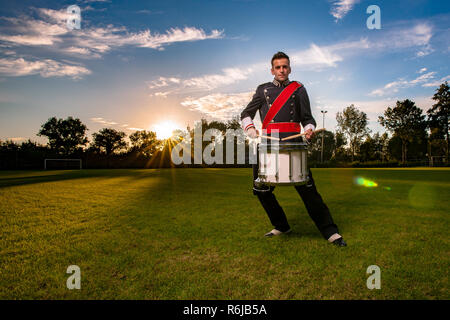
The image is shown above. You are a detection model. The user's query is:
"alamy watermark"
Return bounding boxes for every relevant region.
[66,265,81,289]
[366,265,381,289]
[67,5,81,30]
[170,122,282,165]
[366,5,381,30]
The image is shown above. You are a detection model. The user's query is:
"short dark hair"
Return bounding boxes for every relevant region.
[271,52,290,66]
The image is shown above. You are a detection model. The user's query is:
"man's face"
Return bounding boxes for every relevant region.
[271,58,291,82]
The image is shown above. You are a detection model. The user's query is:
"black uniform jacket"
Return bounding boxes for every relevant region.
[240,79,316,141]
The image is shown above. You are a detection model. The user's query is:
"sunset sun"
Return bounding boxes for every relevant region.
[152,120,181,140]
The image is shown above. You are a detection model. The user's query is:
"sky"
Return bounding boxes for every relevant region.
[0,0,449,144]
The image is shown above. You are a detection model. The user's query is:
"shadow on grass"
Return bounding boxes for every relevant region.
[282,199,354,241]
[0,169,162,189]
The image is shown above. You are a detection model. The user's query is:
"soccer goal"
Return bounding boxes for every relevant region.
[44,159,82,170]
[430,156,447,167]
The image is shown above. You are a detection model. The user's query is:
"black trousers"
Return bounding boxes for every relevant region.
[252,164,339,239]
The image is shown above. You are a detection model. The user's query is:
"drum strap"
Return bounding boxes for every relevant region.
[262,81,302,130]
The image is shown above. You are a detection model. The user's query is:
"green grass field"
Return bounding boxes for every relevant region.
[0,168,449,299]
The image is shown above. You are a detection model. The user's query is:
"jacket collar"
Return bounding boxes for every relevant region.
[273,78,290,87]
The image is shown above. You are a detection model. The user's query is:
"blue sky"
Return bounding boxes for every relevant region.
[0,0,449,143]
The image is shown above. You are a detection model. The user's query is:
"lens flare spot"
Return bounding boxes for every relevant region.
[408,183,436,209]
[354,176,378,188]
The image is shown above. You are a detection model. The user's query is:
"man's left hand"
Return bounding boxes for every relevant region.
[305,128,314,140]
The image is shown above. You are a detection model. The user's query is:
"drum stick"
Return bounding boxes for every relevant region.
[281,128,326,141]
[257,134,280,141]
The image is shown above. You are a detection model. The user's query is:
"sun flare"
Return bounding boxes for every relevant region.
[152,120,180,140]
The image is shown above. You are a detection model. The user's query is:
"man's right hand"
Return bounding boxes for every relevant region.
[246,127,259,139]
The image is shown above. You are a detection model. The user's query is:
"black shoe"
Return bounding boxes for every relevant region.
[332,237,347,247]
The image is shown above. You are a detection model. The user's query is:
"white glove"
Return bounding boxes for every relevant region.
[246,127,259,139]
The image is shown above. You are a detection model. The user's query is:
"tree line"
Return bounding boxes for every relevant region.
[322,81,448,166]
[0,82,448,169]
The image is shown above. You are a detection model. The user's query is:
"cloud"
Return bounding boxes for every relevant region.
[136,10,163,15]
[416,45,434,57]
[0,7,224,79]
[330,0,360,21]
[0,15,67,46]
[290,39,369,71]
[90,117,118,125]
[147,67,254,96]
[152,91,172,98]
[369,72,437,97]
[147,77,182,89]
[418,67,427,74]
[421,75,450,88]
[61,46,102,58]
[0,34,59,46]
[146,38,372,97]
[102,26,224,50]
[37,7,74,23]
[291,43,343,69]
[0,57,91,79]
[180,92,254,120]
[0,7,224,62]
[90,117,145,131]
[182,67,253,90]
[410,72,437,84]
[294,23,434,62]
[146,22,435,97]
[2,50,16,55]
[328,75,345,82]
[371,22,434,57]
[147,39,369,96]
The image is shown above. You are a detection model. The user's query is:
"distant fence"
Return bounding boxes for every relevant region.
[1,149,448,170]
[310,159,449,168]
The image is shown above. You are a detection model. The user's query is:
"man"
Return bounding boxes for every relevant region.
[240,51,346,247]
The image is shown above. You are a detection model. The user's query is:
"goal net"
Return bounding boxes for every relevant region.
[430,156,447,167]
[44,159,82,170]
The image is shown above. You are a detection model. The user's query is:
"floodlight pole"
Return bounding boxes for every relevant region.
[321,110,327,163]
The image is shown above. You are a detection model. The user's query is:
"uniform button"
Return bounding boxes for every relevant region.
[264,89,267,92]
[290,119,293,122]
[290,103,294,106]
[290,110,294,114]
[292,95,295,98]
[271,120,274,123]
[269,104,272,107]
[267,96,270,99]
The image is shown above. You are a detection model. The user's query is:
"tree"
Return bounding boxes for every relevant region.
[226,116,242,130]
[427,81,450,163]
[207,120,227,133]
[336,104,370,161]
[379,132,389,161]
[129,130,159,157]
[360,132,387,162]
[378,99,427,164]
[309,130,335,162]
[333,131,348,161]
[360,135,377,162]
[37,116,88,155]
[92,128,127,155]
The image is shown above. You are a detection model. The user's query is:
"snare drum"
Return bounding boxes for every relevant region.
[255,142,308,186]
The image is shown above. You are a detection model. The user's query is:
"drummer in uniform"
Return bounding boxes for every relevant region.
[240,51,347,247]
